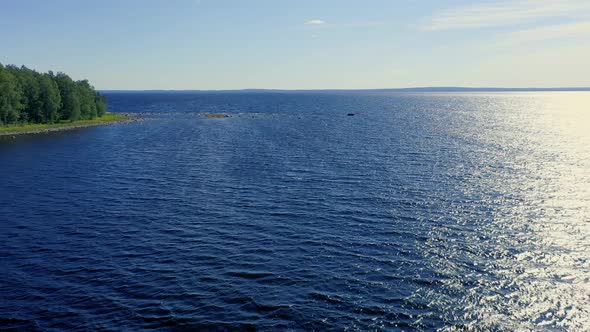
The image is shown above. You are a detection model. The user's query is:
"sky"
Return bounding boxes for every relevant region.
[1,0,590,90]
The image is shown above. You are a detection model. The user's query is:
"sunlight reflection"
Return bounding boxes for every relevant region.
[422,92,590,331]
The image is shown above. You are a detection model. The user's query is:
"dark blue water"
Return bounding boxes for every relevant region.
[1,92,589,331]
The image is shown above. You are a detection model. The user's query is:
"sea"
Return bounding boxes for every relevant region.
[1,92,589,331]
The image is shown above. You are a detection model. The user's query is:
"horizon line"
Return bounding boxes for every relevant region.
[99,86,590,93]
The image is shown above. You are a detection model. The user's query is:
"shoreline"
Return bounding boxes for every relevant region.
[0,113,134,137]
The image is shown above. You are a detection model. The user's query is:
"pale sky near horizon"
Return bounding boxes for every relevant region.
[1,0,590,90]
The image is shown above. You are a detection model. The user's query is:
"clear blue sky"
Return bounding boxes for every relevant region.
[1,0,589,90]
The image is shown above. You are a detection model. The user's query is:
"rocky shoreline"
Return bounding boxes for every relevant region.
[0,116,137,138]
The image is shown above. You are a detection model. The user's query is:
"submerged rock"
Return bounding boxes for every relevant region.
[200,113,231,118]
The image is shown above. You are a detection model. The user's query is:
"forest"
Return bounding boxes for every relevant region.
[0,63,106,125]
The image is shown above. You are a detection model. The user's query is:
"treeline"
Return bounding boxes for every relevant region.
[0,63,106,125]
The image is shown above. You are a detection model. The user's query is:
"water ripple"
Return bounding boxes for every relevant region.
[1,92,589,330]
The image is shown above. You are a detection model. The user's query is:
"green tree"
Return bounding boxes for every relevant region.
[54,72,81,121]
[9,66,43,123]
[95,92,107,117]
[39,74,62,123]
[1,64,107,126]
[77,80,98,120]
[0,63,24,124]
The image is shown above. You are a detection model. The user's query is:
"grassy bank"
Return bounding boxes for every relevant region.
[0,113,129,135]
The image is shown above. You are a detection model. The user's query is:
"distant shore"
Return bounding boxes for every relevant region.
[100,87,590,94]
[0,113,133,137]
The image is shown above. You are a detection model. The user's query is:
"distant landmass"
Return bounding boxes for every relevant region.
[101,87,590,94]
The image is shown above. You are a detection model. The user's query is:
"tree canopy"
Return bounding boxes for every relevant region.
[0,64,106,125]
